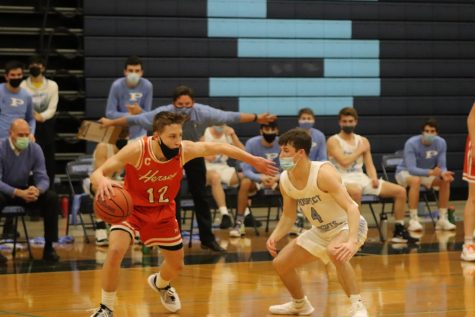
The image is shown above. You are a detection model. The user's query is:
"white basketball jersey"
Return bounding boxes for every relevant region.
[203,127,232,163]
[329,134,364,174]
[280,162,349,233]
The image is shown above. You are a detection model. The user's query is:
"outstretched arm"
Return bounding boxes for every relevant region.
[183,140,279,176]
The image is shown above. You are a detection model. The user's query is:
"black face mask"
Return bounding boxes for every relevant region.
[29,66,41,77]
[159,137,180,160]
[262,133,277,144]
[342,126,355,134]
[9,78,22,88]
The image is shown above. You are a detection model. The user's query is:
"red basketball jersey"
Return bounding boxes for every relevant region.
[124,136,184,207]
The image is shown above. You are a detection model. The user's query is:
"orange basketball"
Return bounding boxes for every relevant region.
[94,186,133,224]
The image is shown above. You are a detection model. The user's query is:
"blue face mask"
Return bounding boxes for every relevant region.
[279,156,296,171]
[175,107,193,116]
[422,133,435,144]
[298,120,314,130]
[126,72,140,86]
[214,126,224,133]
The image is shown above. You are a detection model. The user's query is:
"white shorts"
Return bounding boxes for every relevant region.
[341,172,383,196]
[296,216,368,265]
[205,162,237,186]
[396,170,435,188]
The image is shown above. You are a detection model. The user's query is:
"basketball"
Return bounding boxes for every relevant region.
[94,186,133,224]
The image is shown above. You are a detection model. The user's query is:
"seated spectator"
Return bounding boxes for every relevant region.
[395,118,455,232]
[21,55,59,189]
[327,107,414,243]
[0,119,59,262]
[0,60,35,139]
[201,125,244,229]
[230,122,280,237]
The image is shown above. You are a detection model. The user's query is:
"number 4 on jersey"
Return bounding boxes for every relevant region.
[310,207,323,223]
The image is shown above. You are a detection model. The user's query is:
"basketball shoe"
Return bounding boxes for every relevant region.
[392,223,419,243]
[351,301,368,317]
[269,296,314,315]
[461,243,475,262]
[229,220,245,237]
[90,304,113,317]
[147,274,181,312]
[435,218,456,231]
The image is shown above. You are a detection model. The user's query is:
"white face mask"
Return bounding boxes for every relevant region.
[126,72,141,85]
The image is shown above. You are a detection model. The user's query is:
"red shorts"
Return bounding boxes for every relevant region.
[111,203,182,249]
[463,135,475,183]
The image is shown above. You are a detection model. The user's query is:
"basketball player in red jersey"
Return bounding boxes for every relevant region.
[89,112,278,316]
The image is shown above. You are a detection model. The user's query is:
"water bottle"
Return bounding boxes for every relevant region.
[380,212,388,242]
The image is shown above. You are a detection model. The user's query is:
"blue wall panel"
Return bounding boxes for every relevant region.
[239,97,353,115]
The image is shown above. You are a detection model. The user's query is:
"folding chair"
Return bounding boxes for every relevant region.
[381,151,437,227]
[65,160,95,243]
[0,206,33,259]
[247,188,282,235]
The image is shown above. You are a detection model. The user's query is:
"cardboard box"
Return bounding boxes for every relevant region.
[77,120,122,144]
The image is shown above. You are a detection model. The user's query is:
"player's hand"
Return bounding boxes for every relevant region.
[96,178,122,201]
[371,178,379,188]
[98,117,113,128]
[33,111,44,123]
[127,103,142,115]
[266,237,278,257]
[16,189,37,203]
[441,171,455,182]
[257,112,277,125]
[430,166,442,177]
[332,240,358,262]
[254,157,279,176]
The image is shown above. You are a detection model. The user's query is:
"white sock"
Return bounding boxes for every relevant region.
[465,237,474,245]
[292,297,306,308]
[409,209,418,219]
[350,294,363,306]
[219,206,229,216]
[154,272,170,289]
[244,208,251,216]
[439,208,448,219]
[101,289,116,311]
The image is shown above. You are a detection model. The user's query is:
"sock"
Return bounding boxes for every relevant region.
[219,206,229,216]
[409,209,418,219]
[154,272,170,289]
[101,289,116,311]
[350,294,363,306]
[236,214,244,224]
[292,297,306,308]
[465,237,474,245]
[44,241,53,251]
[439,208,448,220]
[244,208,251,216]
[395,220,404,226]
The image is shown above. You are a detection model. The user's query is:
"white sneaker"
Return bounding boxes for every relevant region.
[435,218,456,231]
[147,274,181,312]
[229,221,245,238]
[408,218,423,231]
[461,243,475,262]
[90,304,113,317]
[351,301,368,317]
[269,297,314,315]
[95,229,109,246]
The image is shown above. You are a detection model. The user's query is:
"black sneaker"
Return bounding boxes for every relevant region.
[244,214,262,228]
[391,224,419,244]
[90,304,113,317]
[219,214,233,229]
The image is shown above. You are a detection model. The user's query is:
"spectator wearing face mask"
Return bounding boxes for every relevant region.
[0,60,35,139]
[21,55,58,188]
[105,55,152,139]
[396,118,455,232]
[297,108,327,162]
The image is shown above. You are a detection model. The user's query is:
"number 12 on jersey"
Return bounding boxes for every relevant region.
[146,186,169,203]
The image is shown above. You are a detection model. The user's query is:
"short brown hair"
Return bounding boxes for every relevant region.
[153,111,188,133]
[298,108,315,119]
[421,118,438,133]
[173,85,194,102]
[278,128,311,155]
[338,107,358,120]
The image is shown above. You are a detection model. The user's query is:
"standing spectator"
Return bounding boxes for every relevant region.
[21,55,58,188]
[396,118,455,232]
[0,119,59,262]
[0,60,35,138]
[105,56,152,139]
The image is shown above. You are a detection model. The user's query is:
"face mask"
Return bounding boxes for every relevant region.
[29,66,41,77]
[342,125,355,134]
[15,137,29,151]
[262,133,277,144]
[159,137,180,160]
[175,107,193,116]
[126,72,140,86]
[279,156,296,171]
[9,78,22,88]
[214,126,224,133]
[422,133,435,144]
[298,120,314,130]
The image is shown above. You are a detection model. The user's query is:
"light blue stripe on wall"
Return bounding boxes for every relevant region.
[239,97,353,115]
[239,39,379,58]
[210,78,380,96]
[208,18,351,39]
[324,59,380,77]
[208,0,266,18]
